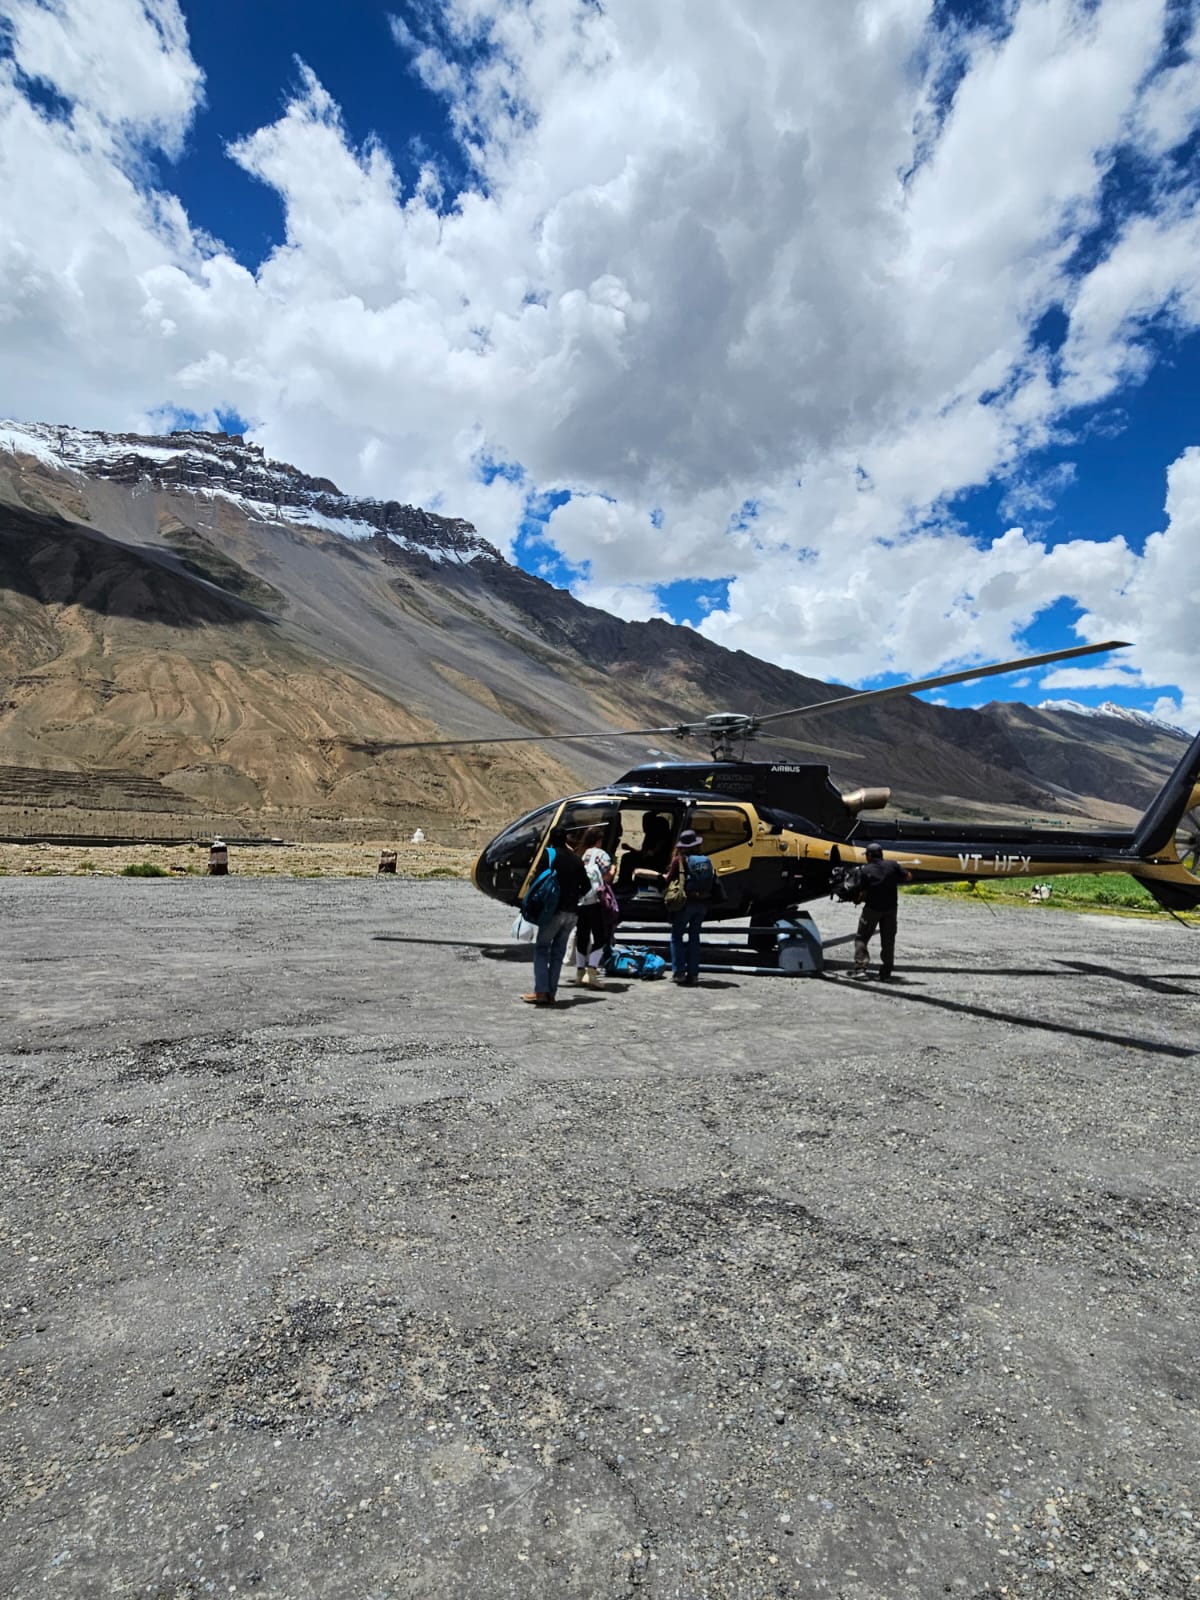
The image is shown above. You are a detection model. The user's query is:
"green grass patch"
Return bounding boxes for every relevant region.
[120,862,170,878]
[906,872,1160,913]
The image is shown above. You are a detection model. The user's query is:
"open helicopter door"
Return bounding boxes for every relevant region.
[613,799,685,900]
[682,801,756,915]
[555,796,624,846]
[534,794,683,905]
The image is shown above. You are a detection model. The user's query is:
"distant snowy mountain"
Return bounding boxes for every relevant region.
[1037,698,1190,739]
[0,419,499,565]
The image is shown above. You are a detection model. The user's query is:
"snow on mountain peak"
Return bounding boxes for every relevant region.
[1037,698,1189,739]
[0,418,501,565]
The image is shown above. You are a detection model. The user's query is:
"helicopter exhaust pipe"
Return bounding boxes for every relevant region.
[840,786,891,815]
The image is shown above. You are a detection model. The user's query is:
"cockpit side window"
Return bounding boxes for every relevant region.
[557,799,620,851]
[688,805,753,854]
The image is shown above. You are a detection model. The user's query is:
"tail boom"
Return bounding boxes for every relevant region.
[1130,731,1200,911]
[1132,729,1200,856]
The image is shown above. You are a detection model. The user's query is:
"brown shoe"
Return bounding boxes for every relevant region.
[520,992,553,1005]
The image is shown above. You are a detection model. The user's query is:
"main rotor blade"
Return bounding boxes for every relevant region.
[755,639,1131,726]
[768,736,864,761]
[344,722,695,753]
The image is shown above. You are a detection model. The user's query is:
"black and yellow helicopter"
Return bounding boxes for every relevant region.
[387,639,1200,931]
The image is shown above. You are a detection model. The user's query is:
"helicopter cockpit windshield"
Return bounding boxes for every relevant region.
[472,800,561,901]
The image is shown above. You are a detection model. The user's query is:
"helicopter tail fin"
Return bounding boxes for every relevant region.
[1131,726,1200,912]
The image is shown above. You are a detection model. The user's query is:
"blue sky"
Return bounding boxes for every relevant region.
[1,0,1198,721]
[171,3,462,268]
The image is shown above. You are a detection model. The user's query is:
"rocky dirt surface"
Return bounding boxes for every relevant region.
[1,880,1196,1599]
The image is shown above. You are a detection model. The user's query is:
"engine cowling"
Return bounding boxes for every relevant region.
[840,786,891,815]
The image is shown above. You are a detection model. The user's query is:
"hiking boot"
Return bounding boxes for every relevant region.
[520,992,553,1006]
[585,968,604,989]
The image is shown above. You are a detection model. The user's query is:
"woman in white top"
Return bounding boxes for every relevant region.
[572,826,614,987]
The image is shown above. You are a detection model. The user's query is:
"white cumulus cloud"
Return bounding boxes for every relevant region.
[0,0,1198,717]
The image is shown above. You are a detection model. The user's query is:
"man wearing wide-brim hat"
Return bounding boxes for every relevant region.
[662,828,712,987]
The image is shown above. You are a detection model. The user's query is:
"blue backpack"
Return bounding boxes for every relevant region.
[684,853,716,900]
[604,944,667,979]
[522,847,562,925]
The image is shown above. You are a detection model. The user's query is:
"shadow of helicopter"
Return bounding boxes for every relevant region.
[820,964,1194,1059]
[1054,958,1195,996]
[373,934,531,960]
[374,935,1192,998]
[371,933,743,988]
[841,960,1194,997]
[373,935,1191,1053]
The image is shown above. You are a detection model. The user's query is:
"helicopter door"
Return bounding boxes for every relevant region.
[681,800,755,915]
[613,801,683,893]
[517,797,619,899]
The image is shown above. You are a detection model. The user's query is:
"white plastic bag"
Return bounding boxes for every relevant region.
[511,913,538,942]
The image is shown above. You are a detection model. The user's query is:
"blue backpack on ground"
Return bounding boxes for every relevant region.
[684,854,717,900]
[604,944,667,979]
[522,847,561,925]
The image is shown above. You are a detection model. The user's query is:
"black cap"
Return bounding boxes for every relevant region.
[864,842,884,860]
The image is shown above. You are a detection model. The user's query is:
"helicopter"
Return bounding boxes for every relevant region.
[376,639,1200,934]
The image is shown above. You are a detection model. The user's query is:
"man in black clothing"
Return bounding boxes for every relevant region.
[853,842,911,979]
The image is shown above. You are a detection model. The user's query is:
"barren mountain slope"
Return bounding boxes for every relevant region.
[0,488,587,840]
[981,701,1192,813]
[0,423,1189,843]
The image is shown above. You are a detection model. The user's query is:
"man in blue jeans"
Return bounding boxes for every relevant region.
[663,828,709,986]
[522,827,592,1005]
[529,906,578,1003]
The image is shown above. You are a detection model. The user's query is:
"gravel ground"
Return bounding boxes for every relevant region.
[1,878,1196,1600]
